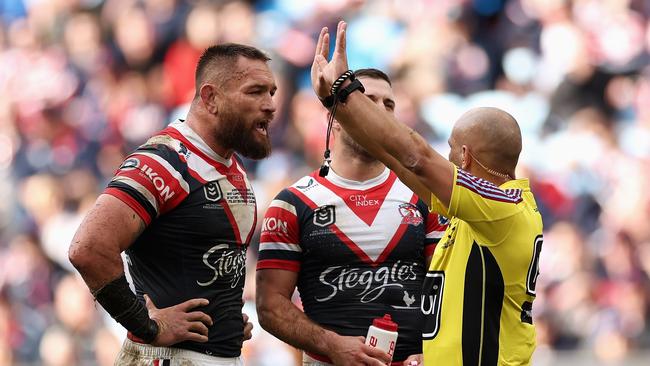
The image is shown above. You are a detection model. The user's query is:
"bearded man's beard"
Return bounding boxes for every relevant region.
[215,108,272,160]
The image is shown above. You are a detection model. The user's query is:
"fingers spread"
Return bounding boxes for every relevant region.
[335,21,346,56]
[187,311,213,326]
[188,321,209,337]
[314,54,328,69]
[319,27,329,59]
[364,345,391,363]
[180,298,209,311]
[183,331,209,343]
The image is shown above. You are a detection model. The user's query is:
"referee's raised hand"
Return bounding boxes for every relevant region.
[311,21,351,100]
[145,295,213,346]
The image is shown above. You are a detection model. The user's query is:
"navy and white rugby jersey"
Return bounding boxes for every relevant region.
[104,120,256,357]
[257,168,447,363]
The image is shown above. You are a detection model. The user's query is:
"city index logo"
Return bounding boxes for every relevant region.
[349,194,380,207]
[261,217,288,234]
[140,164,175,202]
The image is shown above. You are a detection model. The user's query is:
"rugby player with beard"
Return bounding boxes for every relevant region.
[69,44,276,366]
[255,69,447,366]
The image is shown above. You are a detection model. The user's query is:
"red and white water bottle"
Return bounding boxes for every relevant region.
[365,314,398,363]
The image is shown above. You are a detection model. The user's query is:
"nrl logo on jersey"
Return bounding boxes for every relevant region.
[204,181,222,202]
[313,205,335,227]
[399,203,423,226]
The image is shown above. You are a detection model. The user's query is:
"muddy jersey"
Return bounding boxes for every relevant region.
[257,168,447,363]
[104,119,256,357]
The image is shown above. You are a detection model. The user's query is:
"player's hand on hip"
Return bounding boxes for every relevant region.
[402,353,423,365]
[144,294,213,346]
[242,312,253,341]
[327,335,391,366]
[311,20,350,100]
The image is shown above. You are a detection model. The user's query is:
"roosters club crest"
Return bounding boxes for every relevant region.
[399,203,423,225]
[313,205,335,227]
[204,181,222,202]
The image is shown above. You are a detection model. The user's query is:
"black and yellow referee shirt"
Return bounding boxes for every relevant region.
[422,166,543,366]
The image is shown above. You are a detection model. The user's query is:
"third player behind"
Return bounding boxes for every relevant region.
[255,68,447,366]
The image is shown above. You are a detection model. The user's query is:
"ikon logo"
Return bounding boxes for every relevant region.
[313,205,335,227]
[204,181,222,202]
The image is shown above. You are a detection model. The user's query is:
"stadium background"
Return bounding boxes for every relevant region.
[0,0,649,365]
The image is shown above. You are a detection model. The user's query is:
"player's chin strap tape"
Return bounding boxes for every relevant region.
[92,274,159,343]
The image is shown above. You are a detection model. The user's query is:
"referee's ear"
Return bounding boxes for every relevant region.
[460,145,470,170]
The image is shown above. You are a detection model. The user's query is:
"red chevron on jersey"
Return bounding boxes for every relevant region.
[315,173,397,226]
[124,120,257,246]
[288,170,419,266]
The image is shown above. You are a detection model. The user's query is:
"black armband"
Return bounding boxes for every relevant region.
[92,274,159,343]
[336,79,365,103]
[319,70,356,109]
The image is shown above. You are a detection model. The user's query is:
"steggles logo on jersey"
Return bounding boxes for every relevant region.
[204,181,222,202]
[315,260,419,303]
[313,205,335,227]
[196,244,246,289]
[399,203,423,226]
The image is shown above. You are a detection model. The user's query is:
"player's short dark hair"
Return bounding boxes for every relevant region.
[354,68,392,86]
[195,43,271,92]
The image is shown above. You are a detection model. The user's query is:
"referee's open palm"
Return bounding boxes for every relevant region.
[311,21,350,100]
[145,294,213,346]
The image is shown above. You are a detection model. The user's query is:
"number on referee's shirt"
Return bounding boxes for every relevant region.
[525,235,543,296]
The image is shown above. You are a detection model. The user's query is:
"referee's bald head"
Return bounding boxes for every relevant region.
[449,107,522,180]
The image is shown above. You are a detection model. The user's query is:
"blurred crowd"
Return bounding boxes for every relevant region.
[0,0,649,365]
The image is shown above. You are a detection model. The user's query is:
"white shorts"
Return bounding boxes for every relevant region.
[114,338,244,366]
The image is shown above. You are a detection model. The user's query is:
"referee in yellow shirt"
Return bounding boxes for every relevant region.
[310,21,543,366]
